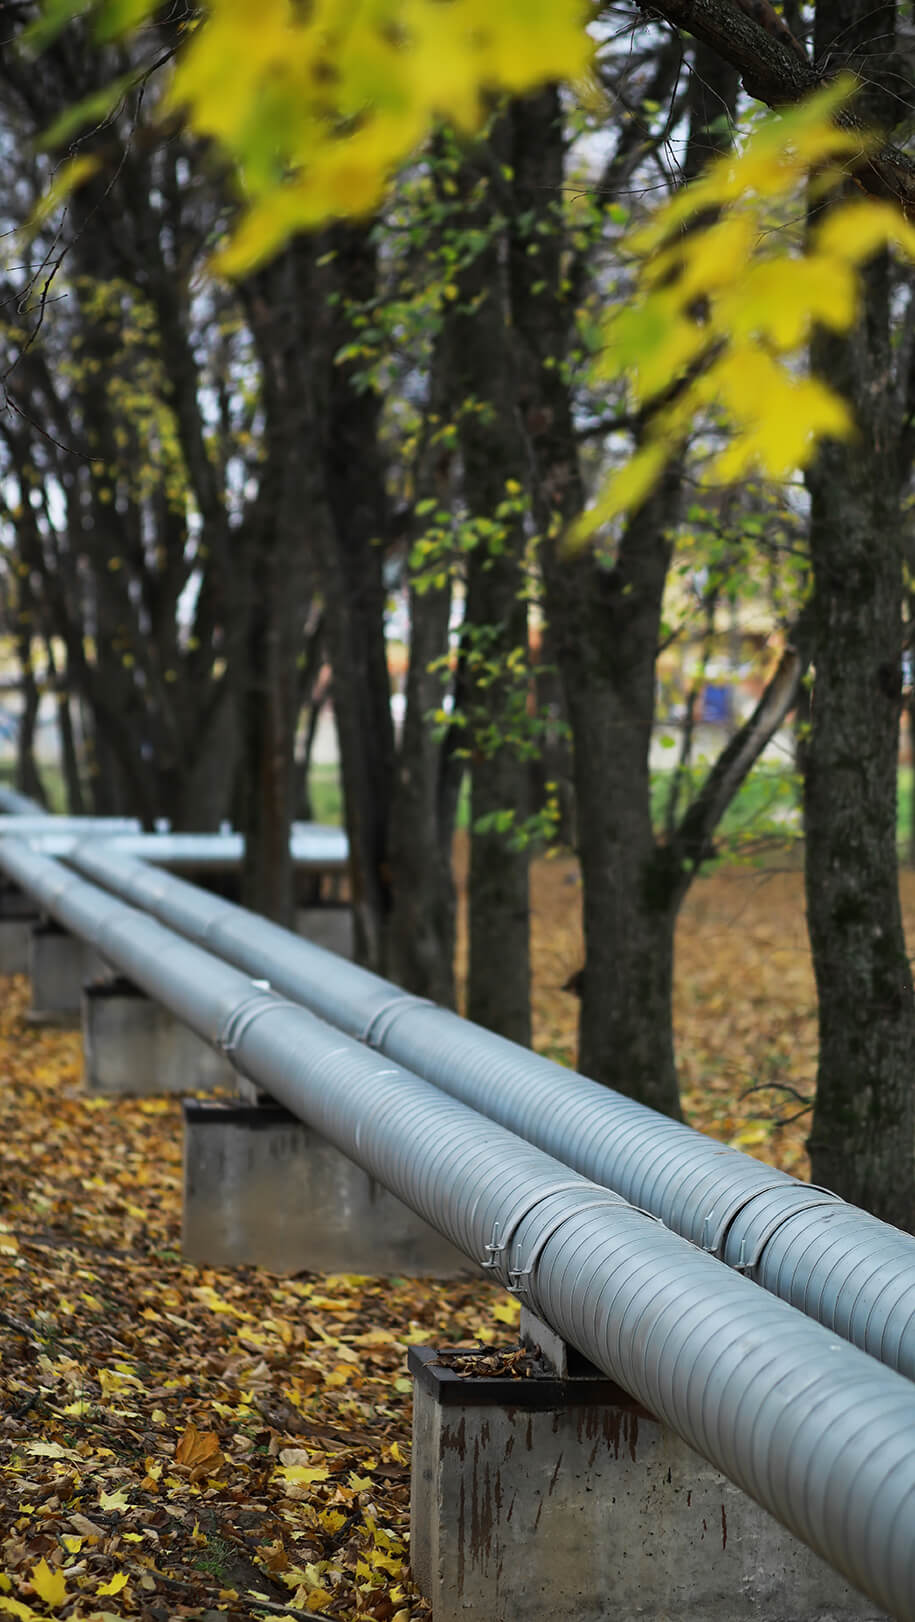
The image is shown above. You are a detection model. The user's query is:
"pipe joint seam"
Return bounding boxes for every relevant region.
[481,1180,599,1275]
[700,1180,839,1258]
[361,992,435,1048]
[733,1198,845,1275]
[218,990,281,1058]
[510,1198,651,1298]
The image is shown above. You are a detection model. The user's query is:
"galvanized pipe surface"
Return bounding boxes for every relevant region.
[0,787,49,816]
[68,841,915,1382]
[0,816,141,836]
[2,838,915,1617]
[24,828,348,868]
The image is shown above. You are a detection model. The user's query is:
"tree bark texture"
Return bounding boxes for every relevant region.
[448,141,531,1045]
[387,343,460,1006]
[800,0,915,1229]
[509,55,736,1116]
[233,244,323,923]
[316,227,396,970]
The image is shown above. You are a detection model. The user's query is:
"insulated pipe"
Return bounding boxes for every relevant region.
[2,840,915,1616]
[68,840,915,1384]
[0,787,49,816]
[0,816,141,835]
[23,828,348,869]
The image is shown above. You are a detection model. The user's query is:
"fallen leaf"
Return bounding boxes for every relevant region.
[68,1514,105,1539]
[98,1489,129,1513]
[96,1574,128,1596]
[29,1559,67,1610]
[0,1597,38,1621]
[175,1422,224,1483]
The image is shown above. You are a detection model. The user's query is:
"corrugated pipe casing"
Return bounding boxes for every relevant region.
[68,841,915,1383]
[3,839,915,1616]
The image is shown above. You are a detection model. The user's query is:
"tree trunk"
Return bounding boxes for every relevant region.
[509,54,737,1112]
[45,639,84,816]
[449,134,531,1044]
[509,83,680,1109]
[804,453,913,1222]
[804,303,914,1223]
[317,226,395,970]
[15,634,47,808]
[387,575,459,1004]
[551,487,684,1115]
[387,349,460,1005]
[800,0,915,1228]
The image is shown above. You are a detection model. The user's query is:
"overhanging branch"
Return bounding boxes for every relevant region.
[671,603,814,885]
[634,0,915,213]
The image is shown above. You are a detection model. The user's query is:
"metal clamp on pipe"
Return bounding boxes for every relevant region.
[509,1198,641,1297]
[482,1181,599,1272]
[733,1199,845,1274]
[700,1182,839,1259]
[218,985,279,1058]
[361,993,434,1049]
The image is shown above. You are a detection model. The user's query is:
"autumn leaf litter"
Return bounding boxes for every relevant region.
[1,856,880,1619]
[0,975,520,1622]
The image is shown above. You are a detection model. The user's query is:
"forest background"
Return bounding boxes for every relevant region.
[0,0,914,1228]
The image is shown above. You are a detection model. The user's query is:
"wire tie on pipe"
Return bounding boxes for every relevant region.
[509,1198,659,1297]
[481,1181,603,1272]
[361,993,434,1049]
[218,988,279,1057]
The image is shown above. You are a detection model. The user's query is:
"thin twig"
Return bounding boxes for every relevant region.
[740,1081,813,1107]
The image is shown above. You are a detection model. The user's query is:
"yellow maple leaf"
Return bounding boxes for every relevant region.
[98,1488,129,1512]
[0,1597,38,1621]
[30,1559,67,1610]
[96,1574,128,1597]
[278,1464,330,1487]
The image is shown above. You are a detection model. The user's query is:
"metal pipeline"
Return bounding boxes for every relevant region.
[20,827,348,869]
[0,787,50,816]
[67,840,915,1384]
[0,816,141,836]
[0,836,913,1616]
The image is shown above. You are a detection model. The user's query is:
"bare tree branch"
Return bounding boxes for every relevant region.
[634,0,915,212]
[671,602,813,886]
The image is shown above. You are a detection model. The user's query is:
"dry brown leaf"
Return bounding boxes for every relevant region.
[174,1421,224,1483]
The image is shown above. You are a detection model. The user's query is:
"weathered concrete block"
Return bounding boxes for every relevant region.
[0,884,38,974]
[82,977,235,1096]
[182,1099,476,1277]
[28,920,107,1024]
[0,920,34,976]
[409,1339,885,1622]
[295,904,353,959]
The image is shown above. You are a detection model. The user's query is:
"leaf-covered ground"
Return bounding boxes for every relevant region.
[3,857,910,1619]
